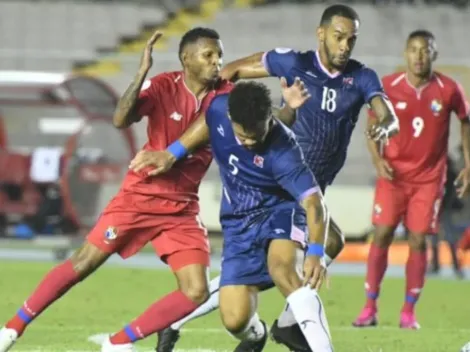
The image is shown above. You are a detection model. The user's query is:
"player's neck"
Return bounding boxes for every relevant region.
[406,71,433,88]
[182,72,210,100]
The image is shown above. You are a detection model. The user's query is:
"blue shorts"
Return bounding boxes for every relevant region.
[220,208,306,288]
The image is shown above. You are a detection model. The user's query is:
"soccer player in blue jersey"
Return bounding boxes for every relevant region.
[145,81,334,352]
[155,4,399,352]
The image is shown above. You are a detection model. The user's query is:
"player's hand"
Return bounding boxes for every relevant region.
[303,255,327,290]
[139,30,163,73]
[280,77,311,109]
[366,118,399,142]
[455,167,470,198]
[129,150,176,175]
[373,157,394,180]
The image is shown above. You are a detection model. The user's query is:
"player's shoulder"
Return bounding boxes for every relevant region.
[142,71,182,95]
[433,72,461,92]
[213,79,234,94]
[270,121,298,151]
[343,59,379,80]
[206,93,229,120]
[147,71,181,86]
[381,72,406,88]
[267,47,310,65]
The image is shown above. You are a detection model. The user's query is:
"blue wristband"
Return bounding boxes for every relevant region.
[167,140,187,161]
[307,243,324,257]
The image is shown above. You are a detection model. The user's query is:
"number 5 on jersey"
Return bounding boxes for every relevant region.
[321,87,337,112]
[229,154,239,175]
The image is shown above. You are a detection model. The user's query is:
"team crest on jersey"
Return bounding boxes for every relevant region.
[105,226,118,240]
[373,204,382,215]
[430,99,442,115]
[343,77,354,86]
[253,155,264,168]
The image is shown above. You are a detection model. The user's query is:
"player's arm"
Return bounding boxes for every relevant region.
[131,96,223,175]
[273,143,328,288]
[366,110,394,180]
[220,48,297,82]
[113,31,162,128]
[220,52,268,82]
[359,69,399,141]
[130,113,210,175]
[451,82,470,196]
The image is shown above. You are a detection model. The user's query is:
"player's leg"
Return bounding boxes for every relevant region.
[400,183,443,329]
[0,211,132,350]
[324,217,345,265]
[219,285,267,352]
[275,218,343,330]
[428,233,440,273]
[268,238,333,352]
[105,216,210,351]
[440,209,464,278]
[169,275,221,331]
[216,232,271,352]
[158,215,343,349]
[353,178,404,327]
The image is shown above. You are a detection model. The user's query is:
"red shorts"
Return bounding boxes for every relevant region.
[372,178,444,234]
[86,211,210,271]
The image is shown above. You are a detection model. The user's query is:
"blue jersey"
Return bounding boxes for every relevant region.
[205,94,319,233]
[263,48,385,189]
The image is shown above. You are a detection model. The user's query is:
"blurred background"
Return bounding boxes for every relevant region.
[0,0,469,275]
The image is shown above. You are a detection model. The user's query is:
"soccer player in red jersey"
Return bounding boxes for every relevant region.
[353,30,470,329]
[0,27,235,352]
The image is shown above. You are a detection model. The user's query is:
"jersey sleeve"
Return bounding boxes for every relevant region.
[272,138,320,202]
[135,75,162,117]
[262,48,297,78]
[205,95,228,126]
[451,82,470,120]
[358,68,386,103]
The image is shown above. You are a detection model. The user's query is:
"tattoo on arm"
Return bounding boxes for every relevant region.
[314,202,324,224]
[113,70,148,128]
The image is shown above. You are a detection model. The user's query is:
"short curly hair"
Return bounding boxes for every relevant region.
[228,81,272,131]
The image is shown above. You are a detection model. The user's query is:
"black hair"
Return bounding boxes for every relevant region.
[407,29,435,43]
[228,82,272,131]
[320,4,360,26]
[178,27,220,62]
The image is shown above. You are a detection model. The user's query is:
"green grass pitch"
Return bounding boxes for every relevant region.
[1,261,469,352]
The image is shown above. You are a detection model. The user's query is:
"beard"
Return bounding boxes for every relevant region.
[323,42,348,71]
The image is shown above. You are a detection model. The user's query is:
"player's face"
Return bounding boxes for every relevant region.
[318,16,358,70]
[405,37,436,77]
[231,117,273,150]
[184,38,223,84]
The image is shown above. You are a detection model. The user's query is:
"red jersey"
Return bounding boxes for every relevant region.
[370,72,469,184]
[111,71,233,215]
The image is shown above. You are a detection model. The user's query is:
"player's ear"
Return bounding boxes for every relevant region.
[316,26,324,43]
[181,52,188,66]
[431,49,438,62]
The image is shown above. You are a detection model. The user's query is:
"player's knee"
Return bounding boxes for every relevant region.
[220,308,251,334]
[374,226,395,248]
[175,262,210,304]
[326,226,345,259]
[69,242,109,278]
[269,260,302,297]
[180,281,209,304]
[408,233,426,251]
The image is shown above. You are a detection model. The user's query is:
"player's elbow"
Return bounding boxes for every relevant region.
[112,112,137,129]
